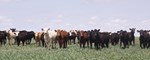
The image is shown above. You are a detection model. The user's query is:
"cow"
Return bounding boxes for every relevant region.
[26,31,35,45]
[99,32,111,48]
[110,32,120,46]
[79,31,89,48]
[35,32,45,47]
[56,30,68,48]
[76,30,81,43]
[16,30,27,46]
[119,30,130,49]
[89,29,100,49]
[42,28,57,49]
[137,30,150,49]
[7,28,19,45]
[68,30,77,45]
[0,31,7,46]
[129,28,136,45]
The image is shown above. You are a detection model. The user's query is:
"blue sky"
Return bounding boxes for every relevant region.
[0,0,150,34]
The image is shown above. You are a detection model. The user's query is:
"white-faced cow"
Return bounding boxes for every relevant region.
[7,28,19,45]
[42,28,57,49]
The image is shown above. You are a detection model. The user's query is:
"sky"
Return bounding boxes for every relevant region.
[0,0,150,35]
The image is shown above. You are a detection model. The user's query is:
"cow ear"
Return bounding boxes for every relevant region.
[55,30,57,32]
[129,28,131,30]
[137,30,140,32]
[48,28,50,30]
[41,28,43,31]
[98,29,100,31]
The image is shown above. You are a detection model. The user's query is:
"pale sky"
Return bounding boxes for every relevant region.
[0,0,150,36]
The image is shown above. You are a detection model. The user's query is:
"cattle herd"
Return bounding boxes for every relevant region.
[0,28,150,50]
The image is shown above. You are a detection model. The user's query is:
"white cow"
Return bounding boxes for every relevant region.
[7,28,19,45]
[42,28,57,49]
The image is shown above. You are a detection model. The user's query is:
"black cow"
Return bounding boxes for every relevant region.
[89,29,100,49]
[99,32,111,48]
[26,31,35,45]
[119,30,130,49]
[111,32,120,46]
[16,30,27,46]
[68,31,76,45]
[137,30,150,49]
[129,28,136,45]
[0,31,7,46]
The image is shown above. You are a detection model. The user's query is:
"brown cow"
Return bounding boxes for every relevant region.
[35,32,45,47]
[56,30,69,48]
[79,31,89,48]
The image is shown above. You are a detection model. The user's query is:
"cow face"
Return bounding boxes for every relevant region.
[137,30,144,36]
[41,28,50,34]
[129,28,136,33]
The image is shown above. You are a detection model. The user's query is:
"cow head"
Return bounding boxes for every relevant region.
[129,28,136,33]
[137,30,144,36]
[10,28,16,32]
[41,28,50,34]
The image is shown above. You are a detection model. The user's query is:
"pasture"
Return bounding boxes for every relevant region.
[0,37,150,60]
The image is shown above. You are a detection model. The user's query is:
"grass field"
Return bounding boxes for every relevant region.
[0,37,150,60]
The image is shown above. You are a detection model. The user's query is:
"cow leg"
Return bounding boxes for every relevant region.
[0,40,2,46]
[22,40,25,46]
[29,39,32,44]
[120,41,122,48]
[8,39,11,45]
[63,40,66,48]
[106,42,109,48]
[87,40,89,48]
[73,38,75,44]
[80,41,82,48]
[52,40,54,49]
[90,42,92,49]
[65,39,68,48]
[17,40,20,46]
[140,41,143,48]
[42,39,45,47]
[122,42,126,49]
[59,40,62,48]
[133,38,135,45]
[83,42,86,48]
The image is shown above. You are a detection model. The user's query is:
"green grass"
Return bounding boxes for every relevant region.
[0,37,150,60]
